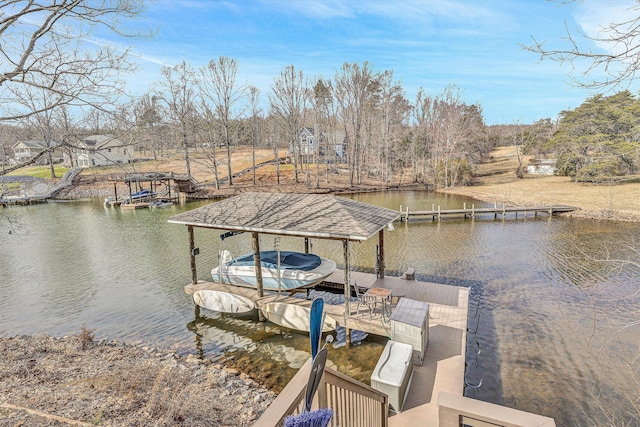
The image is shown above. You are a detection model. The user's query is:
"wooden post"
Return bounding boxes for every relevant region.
[251,232,264,298]
[378,229,385,279]
[343,239,351,347]
[188,225,197,285]
[472,204,475,218]
[113,183,118,201]
[252,232,266,322]
[399,205,403,222]
[304,237,310,254]
[438,205,441,220]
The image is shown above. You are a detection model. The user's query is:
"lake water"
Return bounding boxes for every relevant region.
[1,192,639,426]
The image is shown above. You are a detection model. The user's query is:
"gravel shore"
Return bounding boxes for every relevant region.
[0,335,276,426]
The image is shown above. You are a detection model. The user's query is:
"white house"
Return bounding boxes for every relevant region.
[12,140,64,165]
[74,134,132,167]
[527,159,557,175]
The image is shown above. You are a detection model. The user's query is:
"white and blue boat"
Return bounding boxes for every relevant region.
[211,250,336,291]
[124,189,155,203]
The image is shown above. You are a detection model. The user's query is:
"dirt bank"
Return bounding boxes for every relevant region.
[0,334,276,426]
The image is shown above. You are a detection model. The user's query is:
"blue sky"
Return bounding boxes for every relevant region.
[117,0,638,125]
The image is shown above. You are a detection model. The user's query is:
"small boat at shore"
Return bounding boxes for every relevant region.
[211,250,336,291]
[150,200,173,208]
[261,301,337,332]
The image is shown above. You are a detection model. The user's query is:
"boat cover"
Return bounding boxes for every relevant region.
[229,251,322,271]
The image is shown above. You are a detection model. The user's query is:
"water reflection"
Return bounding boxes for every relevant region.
[1,193,640,426]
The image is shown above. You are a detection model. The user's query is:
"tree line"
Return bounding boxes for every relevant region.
[0,1,500,190]
[2,57,493,190]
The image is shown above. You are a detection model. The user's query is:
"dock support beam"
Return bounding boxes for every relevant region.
[378,229,385,279]
[188,225,197,285]
[252,232,266,322]
[343,239,351,347]
[251,232,264,298]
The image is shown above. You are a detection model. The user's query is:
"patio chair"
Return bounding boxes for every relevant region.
[352,282,378,317]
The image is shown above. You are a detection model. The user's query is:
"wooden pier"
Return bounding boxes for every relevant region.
[399,202,576,221]
[1,195,49,206]
[185,270,469,426]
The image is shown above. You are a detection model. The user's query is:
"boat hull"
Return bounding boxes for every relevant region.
[261,302,337,332]
[193,289,256,314]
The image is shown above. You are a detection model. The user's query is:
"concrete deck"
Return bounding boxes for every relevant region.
[185,271,468,427]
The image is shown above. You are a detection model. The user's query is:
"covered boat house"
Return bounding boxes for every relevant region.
[168,192,401,319]
[168,192,556,426]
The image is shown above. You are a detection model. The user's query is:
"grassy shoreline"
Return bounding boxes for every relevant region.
[11,146,640,222]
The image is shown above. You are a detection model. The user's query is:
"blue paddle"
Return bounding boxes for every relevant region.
[309,298,324,359]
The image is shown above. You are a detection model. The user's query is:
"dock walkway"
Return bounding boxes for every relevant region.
[400,203,576,221]
[185,270,468,426]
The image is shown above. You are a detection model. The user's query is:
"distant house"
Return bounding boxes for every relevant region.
[12,140,63,165]
[527,159,557,175]
[291,127,348,163]
[73,134,132,167]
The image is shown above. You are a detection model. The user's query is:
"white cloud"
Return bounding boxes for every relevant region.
[573,0,638,54]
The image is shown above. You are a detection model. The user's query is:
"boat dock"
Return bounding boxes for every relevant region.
[170,193,470,425]
[400,202,576,221]
[185,270,468,426]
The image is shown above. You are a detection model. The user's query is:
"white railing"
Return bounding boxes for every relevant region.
[438,392,556,427]
[255,358,388,427]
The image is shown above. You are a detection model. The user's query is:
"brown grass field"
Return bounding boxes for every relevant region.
[440,146,640,222]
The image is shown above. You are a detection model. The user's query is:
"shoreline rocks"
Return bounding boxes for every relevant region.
[0,334,276,426]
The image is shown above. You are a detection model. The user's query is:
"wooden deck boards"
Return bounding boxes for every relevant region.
[401,204,576,221]
[184,271,468,427]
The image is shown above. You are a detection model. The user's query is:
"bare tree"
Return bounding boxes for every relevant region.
[0,0,148,175]
[334,62,382,186]
[199,57,247,186]
[414,85,483,188]
[311,78,337,186]
[523,1,640,90]
[11,84,62,178]
[248,86,262,186]
[194,101,223,189]
[269,65,308,185]
[377,71,410,186]
[134,93,163,160]
[158,61,199,179]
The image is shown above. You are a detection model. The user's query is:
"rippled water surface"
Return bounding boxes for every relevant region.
[1,192,639,426]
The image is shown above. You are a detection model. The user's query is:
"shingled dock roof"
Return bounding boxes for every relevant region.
[168,192,400,241]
